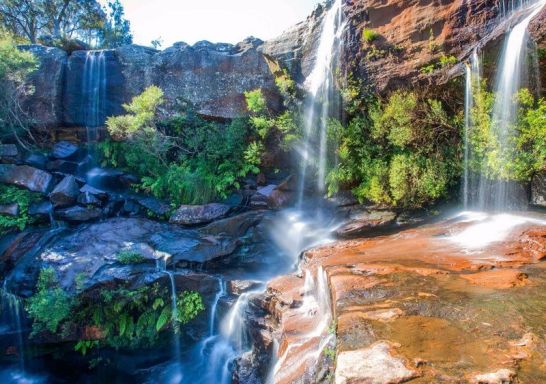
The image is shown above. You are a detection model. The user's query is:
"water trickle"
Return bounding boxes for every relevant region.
[298,0,346,203]
[0,287,25,373]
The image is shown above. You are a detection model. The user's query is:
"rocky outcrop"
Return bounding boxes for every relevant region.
[531,170,546,207]
[18,45,67,128]
[170,203,231,226]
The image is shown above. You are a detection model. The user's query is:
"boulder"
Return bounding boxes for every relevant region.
[136,196,171,217]
[0,144,19,163]
[200,211,263,238]
[0,164,54,193]
[335,342,417,384]
[18,45,66,128]
[80,184,109,200]
[170,203,230,226]
[55,205,102,222]
[227,280,263,296]
[252,184,294,209]
[0,203,19,217]
[28,201,53,221]
[24,153,48,169]
[46,159,79,174]
[336,209,397,238]
[531,171,546,207]
[49,175,79,207]
[77,192,102,206]
[51,141,79,159]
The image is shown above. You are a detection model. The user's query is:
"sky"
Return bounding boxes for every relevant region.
[113,0,321,48]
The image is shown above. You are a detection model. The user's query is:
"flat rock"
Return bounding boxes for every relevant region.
[200,211,263,237]
[336,210,397,238]
[0,203,20,217]
[24,153,48,169]
[55,205,102,222]
[461,269,529,289]
[471,369,515,384]
[49,175,79,207]
[0,144,19,162]
[51,141,79,159]
[0,164,54,193]
[227,280,263,296]
[136,196,171,216]
[335,342,417,384]
[170,203,230,226]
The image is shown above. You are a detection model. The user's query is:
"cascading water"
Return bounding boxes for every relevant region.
[298,0,346,203]
[467,0,546,210]
[82,50,107,140]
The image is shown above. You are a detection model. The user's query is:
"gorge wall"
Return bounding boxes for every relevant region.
[19,1,546,126]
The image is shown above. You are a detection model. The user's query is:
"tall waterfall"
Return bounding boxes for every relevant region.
[298,0,346,203]
[82,50,107,142]
[467,0,545,210]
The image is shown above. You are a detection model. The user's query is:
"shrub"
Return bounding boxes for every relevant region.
[26,267,75,335]
[116,251,146,264]
[0,184,42,235]
[362,28,380,44]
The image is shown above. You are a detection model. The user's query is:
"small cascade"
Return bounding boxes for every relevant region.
[156,258,183,384]
[298,0,346,203]
[499,0,535,17]
[472,0,545,210]
[463,50,481,208]
[0,287,26,373]
[270,266,334,382]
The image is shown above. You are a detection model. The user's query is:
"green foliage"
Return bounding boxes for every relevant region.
[327,91,460,208]
[0,31,37,142]
[75,284,204,350]
[245,89,268,114]
[468,85,546,181]
[102,87,260,204]
[1,0,131,48]
[362,28,380,44]
[323,346,336,359]
[26,268,75,335]
[420,63,436,74]
[0,184,41,235]
[366,46,387,61]
[439,54,457,67]
[116,251,146,265]
[74,340,99,356]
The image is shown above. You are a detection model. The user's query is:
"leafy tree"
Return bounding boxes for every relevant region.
[99,0,132,48]
[0,30,37,146]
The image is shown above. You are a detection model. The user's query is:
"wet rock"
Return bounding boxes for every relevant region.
[251,184,294,209]
[24,153,48,169]
[55,205,102,222]
[150,231,239,265]
[471,369,515,384]
[0,164,54,193]
[46,159,79,174]
[28,201,53,221]
[336,209,397,238]
[170,203,230,226]
[227,280,263,296]
[461,269,529,289]
[530,171,546,207]
[200,211,263,238]
[335,342,417,384]
[122,198,141,216]
[0,144,19,163]
[136,196,171,217]
[328,190,358,207]
[51,141,79,159]
[0,203,20,217]
[77,192,102,206]
[49,175,79,207]
[18,45,66,129]
[85,167,125,191]
[80,184,109,200]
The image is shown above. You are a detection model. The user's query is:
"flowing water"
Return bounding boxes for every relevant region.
[82,50,107,137]
[298,0,346,203]
[465,0,545,210]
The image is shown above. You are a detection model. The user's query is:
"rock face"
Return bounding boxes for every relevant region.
[49,175,79,207]
[22,38,281,126]
[63,49,125,126]
[531,171,546,207]
[18,45,67,128]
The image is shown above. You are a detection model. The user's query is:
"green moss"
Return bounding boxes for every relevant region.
[116,251,147,265]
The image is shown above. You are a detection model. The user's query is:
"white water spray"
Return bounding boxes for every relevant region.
[298,0,346,203]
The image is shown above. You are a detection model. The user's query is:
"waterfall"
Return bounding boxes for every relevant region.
[473,0,545,210]
[82,51,107,147]
[0,288,25,373]
[298,0,346,203]
[463,50,481,208]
